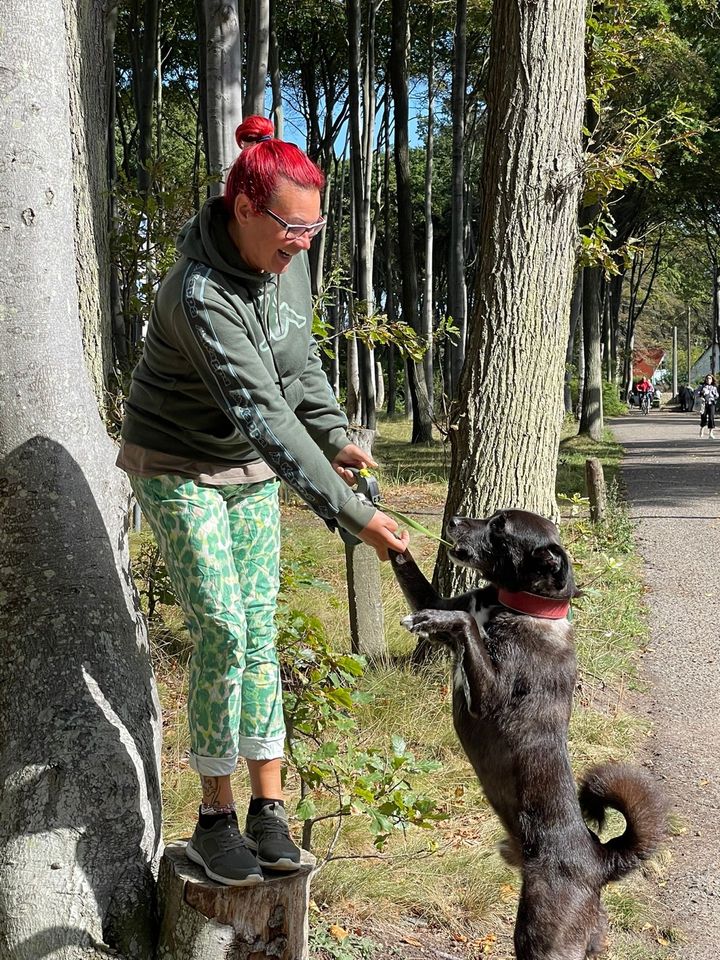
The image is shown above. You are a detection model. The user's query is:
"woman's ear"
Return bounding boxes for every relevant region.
[233,192,254,226]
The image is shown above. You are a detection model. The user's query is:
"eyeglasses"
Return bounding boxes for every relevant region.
[264,207,326,239]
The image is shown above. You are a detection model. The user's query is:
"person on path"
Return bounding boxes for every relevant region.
[695,374,718,439]
[117,115,409,886]
[635,376,654,411]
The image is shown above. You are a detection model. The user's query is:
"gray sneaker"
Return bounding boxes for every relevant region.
[186,811,264,886]
[244,802,301,871]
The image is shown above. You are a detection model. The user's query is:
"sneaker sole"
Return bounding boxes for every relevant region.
[256,856,302,871]
[186,841,264,887]
[244,836,301,872]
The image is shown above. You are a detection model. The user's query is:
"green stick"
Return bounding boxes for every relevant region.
[379,504,453,548]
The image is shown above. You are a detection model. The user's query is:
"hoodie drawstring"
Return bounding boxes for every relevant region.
[261,278,286,400]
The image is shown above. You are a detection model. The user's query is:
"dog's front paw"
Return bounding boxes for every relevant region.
[401,611,439,639]
[401,609,472,640]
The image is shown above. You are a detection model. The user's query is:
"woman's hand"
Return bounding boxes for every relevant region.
[357,510,409,561]
[332,444,378,485]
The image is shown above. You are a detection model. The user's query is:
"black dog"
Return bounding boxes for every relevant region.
[390,509,665,960]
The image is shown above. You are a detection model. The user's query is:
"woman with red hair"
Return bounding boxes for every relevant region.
[118,116,408,885]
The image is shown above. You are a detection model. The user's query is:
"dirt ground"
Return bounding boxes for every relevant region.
[610,408,720,958]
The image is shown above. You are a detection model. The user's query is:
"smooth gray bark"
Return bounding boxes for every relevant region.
[344,430,385,661]
[389,0,433,443]
[202,1,244,196]
[347,0,377,429]
[0,3,162,957]
[436,0,585,596]
[244,0,270,117]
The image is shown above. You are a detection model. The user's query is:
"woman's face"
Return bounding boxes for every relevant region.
[232,179,322,275]
[706,376,713,385]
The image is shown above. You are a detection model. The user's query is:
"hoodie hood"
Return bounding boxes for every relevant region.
[176,196,270,289]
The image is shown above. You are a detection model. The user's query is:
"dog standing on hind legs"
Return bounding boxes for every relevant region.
[390,508,666,960]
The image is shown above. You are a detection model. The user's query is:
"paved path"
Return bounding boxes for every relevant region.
[610,409,720,958]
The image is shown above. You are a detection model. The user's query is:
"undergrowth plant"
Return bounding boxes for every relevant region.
[276,561,445,859]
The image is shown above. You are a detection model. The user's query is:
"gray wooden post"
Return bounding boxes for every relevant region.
[585,457,607,523]
[344,427,387,661]
[157,843,316,960]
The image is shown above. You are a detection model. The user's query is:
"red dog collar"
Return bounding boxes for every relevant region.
[497,588,571,620]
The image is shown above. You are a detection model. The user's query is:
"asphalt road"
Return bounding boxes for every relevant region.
[610,408,720,958]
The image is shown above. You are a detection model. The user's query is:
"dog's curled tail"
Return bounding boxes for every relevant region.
[579,762,666,884]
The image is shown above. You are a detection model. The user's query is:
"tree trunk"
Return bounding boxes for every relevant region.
[244,0,270,117]
[607,270,624,382]
[0,3,162,957]
[343,430,386,661]
[63,0,116,407]
[389,0,433,443]
[347,0,377,429]
[269,0,284,138]
[202,0,243,196]
[579,264,604,441]
[712,261,720,375]
[422,20,435,405]
[137,0,160,198]
[435,0,585,597]
[448,0,468,400]
[383,108,398,419]
[564,270,583,414]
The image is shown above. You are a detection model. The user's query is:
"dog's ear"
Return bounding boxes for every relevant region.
[532,544,564,573]
[533,544,578,596]
[489,513,507,533]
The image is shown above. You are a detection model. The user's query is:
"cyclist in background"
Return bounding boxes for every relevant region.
[635,377,654,414]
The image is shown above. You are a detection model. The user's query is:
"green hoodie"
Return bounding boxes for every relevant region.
[122,197,374,535]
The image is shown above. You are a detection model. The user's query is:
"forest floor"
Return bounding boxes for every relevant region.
[609,407,720,960]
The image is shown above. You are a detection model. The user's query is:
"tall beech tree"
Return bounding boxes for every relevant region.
[199,0,244,195]
[436,0,586,595]
[390,0,433,443]
[0,3,162,956]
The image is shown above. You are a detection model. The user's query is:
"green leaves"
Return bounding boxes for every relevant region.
[276,583,444,854]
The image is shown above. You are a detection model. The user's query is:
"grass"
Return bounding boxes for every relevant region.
[134,414,674,960]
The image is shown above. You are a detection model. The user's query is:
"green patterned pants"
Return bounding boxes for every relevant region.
[130,474,285,776]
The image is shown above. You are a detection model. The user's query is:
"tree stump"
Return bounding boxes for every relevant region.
[157,842,316,960]
[585,457,607,523]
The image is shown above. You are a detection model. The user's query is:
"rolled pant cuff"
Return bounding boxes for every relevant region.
[238,734,285,761]
[189,752,238,777]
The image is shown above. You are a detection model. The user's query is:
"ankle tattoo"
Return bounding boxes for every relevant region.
[201,802,236,816]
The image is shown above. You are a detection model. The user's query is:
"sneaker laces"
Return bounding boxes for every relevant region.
[215,817,250,851]
[258,808,291,838]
